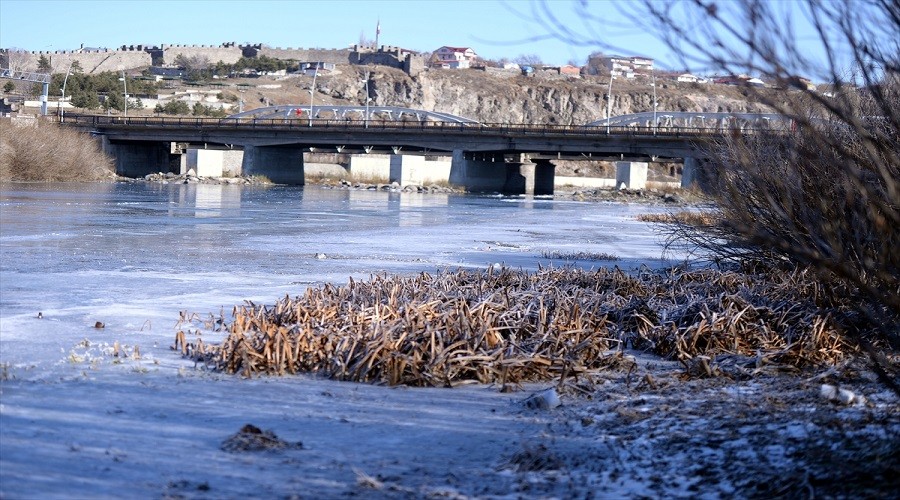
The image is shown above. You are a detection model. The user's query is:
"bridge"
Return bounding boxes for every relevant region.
[227,105,480,124]
[64,107,780,194]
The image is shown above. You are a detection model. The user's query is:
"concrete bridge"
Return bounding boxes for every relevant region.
[64,108,777,193]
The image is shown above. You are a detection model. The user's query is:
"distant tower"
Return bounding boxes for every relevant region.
[375,19,381,49]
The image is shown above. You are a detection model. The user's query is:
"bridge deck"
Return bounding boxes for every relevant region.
[63,113,768,137]
[63,113,787,160]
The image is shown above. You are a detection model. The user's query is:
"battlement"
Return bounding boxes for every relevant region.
[2,41,424,77]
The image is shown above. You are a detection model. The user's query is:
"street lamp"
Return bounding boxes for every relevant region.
[118,71,127,119]
[58,60,73,122]
[651,70,658,135]
[606,74,615,134]
[308,64,318,127]
[361,70,371,128]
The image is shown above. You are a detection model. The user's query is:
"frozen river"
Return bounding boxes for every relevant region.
[0,182,679,367]
[0,182,685,498]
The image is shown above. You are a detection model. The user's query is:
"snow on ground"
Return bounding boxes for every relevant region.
[1,185,897,498]
[3,345,897,499]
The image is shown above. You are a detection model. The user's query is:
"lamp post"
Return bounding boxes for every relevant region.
[363,70,371,128]
[308,64,317,127]
[651,70,657,135]
[58,60,73,122]
[606,75,615,134]
[119,71,127,119]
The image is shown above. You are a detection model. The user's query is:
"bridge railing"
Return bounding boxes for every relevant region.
[62,113,785,138]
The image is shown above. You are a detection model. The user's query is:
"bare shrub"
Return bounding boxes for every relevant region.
[531,0,899,390]
[0,118,115,182]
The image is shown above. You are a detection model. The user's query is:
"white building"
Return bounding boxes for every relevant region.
[595,55,654,79]
[432,46,478,69]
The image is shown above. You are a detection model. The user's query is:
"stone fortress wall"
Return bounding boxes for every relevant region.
[150,42,243,66]
[0,46,151,75]
[350,45,425,77]
[1,42,427,76]
[243,44,353,65]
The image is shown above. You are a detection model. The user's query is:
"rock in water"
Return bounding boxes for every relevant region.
[523,388,561,410]
[221,424,303,452]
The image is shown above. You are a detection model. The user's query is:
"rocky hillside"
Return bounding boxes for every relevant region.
[230,65,781,125]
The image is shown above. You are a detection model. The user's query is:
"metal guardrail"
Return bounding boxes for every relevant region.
[62,113,783,138]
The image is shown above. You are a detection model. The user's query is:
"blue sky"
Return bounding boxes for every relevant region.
[0,0,876,78]
[0,0,685,67]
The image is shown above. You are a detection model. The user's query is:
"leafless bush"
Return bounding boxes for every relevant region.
[534,0,899,388]
[0,118,115,182]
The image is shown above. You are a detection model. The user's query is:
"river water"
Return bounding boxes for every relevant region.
[0,182,679,370]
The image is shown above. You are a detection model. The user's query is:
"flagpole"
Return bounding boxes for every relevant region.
[375,19,380,48]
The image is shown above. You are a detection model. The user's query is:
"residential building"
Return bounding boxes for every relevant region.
[713,74,765,87]
[432,46,478,69]
[587,54,654,78]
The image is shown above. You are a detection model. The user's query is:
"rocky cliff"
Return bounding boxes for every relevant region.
[281,65,778,125]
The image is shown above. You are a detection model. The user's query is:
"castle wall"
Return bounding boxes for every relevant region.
[1,48,151,74]
[160,44,243,65]
[249,46,352,65]
[2,43,423,77]
[352,45,425,77]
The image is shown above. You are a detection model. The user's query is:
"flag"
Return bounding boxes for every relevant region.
[376,20,381,35]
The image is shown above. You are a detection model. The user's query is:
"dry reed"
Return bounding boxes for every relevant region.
[0,118,115,182]
[176,265,862,384]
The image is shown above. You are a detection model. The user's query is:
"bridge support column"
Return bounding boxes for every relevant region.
[241,145,305,184]
[449,150,508,192]
[521,159,555,195]
[105,140,173,178]
[681,157,699,189]
[184,149,225,177]
[615,161,648,190]
[389,155,451,186]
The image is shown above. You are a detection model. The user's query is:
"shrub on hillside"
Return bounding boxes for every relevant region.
[0,119,115,182]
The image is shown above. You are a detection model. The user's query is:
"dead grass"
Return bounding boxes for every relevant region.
[175,266,876,385]
[0,118,115,182]
[637,211,717,226]
[541,251,620,261]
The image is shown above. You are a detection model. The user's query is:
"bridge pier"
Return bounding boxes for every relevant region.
[449,151,508,192]
[450,152,556,195]
[389,155,452,186]
[102,138,173,177]
[522,159,555,195]
[681,157,699,188]
[615,161,648,189]
[241,145,305,184]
